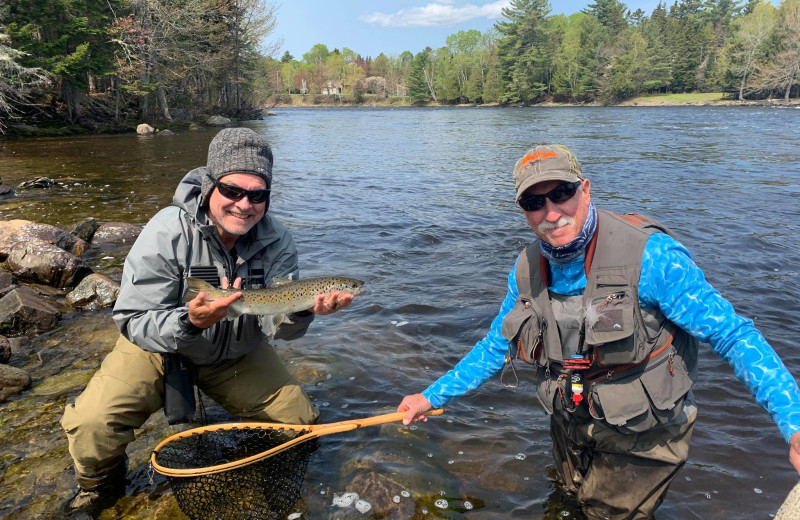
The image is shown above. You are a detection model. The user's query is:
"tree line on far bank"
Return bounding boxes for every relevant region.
[1,0,799,135]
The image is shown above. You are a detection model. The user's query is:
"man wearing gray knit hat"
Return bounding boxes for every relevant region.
[61,127,358,515]
[200,127,273,208]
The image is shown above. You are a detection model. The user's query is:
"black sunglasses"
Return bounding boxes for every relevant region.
[208,175,270,204]
[518,181,582,212]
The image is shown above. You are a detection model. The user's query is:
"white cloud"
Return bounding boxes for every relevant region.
[360,0,511,28]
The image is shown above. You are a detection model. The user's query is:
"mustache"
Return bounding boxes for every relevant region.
[537,216,574,233]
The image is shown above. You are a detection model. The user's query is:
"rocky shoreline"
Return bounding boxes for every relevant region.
[0,200,142,400]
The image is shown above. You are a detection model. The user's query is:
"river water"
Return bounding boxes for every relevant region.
[0,106,798,519]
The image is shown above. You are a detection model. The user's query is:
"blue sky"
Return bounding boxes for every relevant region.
[274,1,664,60]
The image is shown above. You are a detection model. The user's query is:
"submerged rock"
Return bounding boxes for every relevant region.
[70,218,100,243]
[0,363,32,401]
[90,222,142,246]
[206,116,232,127]
[18,177,56,189]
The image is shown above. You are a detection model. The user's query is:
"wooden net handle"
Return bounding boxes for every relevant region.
[311,408,444,431]
[151,408,445,478]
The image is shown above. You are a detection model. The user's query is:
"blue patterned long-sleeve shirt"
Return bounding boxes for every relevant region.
[422,232,800,443]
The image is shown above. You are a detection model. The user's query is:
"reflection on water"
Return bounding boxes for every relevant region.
[0,107,799,519]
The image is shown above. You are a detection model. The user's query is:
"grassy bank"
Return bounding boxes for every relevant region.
[620,92,799,106]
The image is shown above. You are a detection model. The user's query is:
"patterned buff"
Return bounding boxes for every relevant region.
[540,202,598,263]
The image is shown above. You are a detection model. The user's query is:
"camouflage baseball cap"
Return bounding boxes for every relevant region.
[513,145,583,202]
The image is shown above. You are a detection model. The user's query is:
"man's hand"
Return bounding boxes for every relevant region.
[790,431,800,474]
[187,277,242,329]
[397,393,434,425]
[310,291,355,316]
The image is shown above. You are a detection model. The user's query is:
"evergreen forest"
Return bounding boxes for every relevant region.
[2,0,800,134]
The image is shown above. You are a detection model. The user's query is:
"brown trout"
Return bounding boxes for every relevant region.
[184,276,364,319]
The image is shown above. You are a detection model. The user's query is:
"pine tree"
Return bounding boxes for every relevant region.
[495,0,553,103]
[408,49,432,103]
[5,0,123,123]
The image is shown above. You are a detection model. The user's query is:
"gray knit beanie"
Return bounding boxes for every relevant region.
[200,128,273,207]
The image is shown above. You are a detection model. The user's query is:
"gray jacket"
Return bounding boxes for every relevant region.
[112,167,314,365]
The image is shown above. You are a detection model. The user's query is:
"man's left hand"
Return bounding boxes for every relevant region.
[310,291,354,315]
[790,431,800,474]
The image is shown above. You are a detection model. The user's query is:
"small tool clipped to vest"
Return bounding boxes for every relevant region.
[563,354,592,407]
[501,347,520,389]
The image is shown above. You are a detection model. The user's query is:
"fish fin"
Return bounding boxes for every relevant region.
[272,313,293,328]
[270,276,293,287]
[184,277,212,302]
[227,307,244,320]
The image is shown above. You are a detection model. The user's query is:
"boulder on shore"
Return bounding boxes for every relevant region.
[137,123,155,135]
[67,273,120,310]
[0,286,62,334]
[5,241,92,288]
[776,480,800,520]
[0,336,10,364]
[0,220,90,259]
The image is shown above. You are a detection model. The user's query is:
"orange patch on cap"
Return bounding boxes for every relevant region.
[520,150,558,169]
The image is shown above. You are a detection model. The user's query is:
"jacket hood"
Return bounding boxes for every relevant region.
[171,166,285,261]
[173,167,207,218]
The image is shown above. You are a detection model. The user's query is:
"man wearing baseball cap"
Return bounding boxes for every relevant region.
[398,145,800,519]
[61,128,357,515]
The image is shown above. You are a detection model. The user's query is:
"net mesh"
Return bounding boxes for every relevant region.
[153,426,318,520]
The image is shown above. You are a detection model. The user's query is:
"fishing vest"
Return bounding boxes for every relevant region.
[501,210,699,433]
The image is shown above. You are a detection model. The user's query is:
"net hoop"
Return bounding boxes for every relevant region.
[151,409,443,478]
[151,422,357,477]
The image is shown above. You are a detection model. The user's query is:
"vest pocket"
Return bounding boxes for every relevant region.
[502,298,544,365]
[589,348,692,434]
[585,289,639,366]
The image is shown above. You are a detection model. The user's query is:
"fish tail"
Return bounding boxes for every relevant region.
[184,277,213,303]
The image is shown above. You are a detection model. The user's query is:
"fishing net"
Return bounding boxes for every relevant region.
[152,426,319,520]
[151,410,444,520]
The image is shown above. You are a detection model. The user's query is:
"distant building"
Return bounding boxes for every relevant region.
[359,76,387,96]
[321,80,343,95]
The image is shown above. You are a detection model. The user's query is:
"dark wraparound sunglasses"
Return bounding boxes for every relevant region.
[518,181,581,212]
[208,175,270,204]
